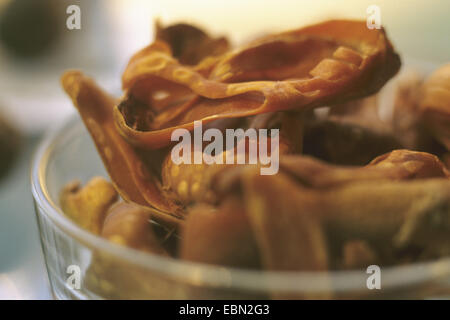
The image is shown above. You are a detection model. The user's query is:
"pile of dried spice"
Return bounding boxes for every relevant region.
[60,20,450,298]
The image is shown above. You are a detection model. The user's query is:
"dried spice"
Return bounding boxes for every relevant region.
[237,169,450,269]
[117,20,400,149]
[59,177,118,234]
[102,202,168,255]
[180,197,260,268]
[196,152,450,270]
[61,71,183,223]
[319,179,450,247]
[242,170,328,271]
[160,111,303,205]
[60,19,450,284]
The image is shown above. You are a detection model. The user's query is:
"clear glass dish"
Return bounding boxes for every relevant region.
[31,115,450,300]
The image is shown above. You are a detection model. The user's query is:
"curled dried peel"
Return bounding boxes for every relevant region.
[242,170,329,272]
[241,167,450,265]
[208,150,449,199]
[280,150,449,188]
[368,149,450,177]
[102,202,167,255]
[163,148,450,210]
[118,20,400,149]
[61,71,183,224]
[60,177,118,234]
[318,178,450,249]
[180,197,260,268]
[160,112,303,205]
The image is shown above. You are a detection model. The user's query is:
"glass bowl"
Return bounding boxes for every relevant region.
[31,115,450,300]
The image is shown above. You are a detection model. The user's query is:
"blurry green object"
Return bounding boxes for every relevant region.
[0,112,21,179]
[0,0,62,58]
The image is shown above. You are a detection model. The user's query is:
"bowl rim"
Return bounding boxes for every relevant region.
[31,114,450,294]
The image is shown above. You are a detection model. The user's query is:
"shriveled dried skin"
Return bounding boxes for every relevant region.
[161,112,303,205]
[303,118,402,165]
[61,71,183,224]
[257,150,449,190]
[162,159,231,206]
[61,19,450,282]
[187,165,449,271]
[319,179,450,250]
[240,169,450,268]
[242,170,329,271]
[162,144,276,206]
[420,63,450,150]
[118,20,400,149]
[202,149,448,210]
[207,155,450,270]
[180,197,260,268]
[155,21,229,66]
[368,149,450,178]
[102,202,167,255]
[59,177,118,234]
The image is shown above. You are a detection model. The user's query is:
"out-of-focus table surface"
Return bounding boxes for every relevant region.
[0,136,52,299]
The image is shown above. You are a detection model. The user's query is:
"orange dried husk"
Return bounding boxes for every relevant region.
[117,20,401,149]
[279,149,450,189]
[160,111,304,206]
[62,20,401,218]
[211,149,449,197]
[61,71,183,220]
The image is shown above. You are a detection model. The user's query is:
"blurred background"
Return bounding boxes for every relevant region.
[0,0,449,299]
